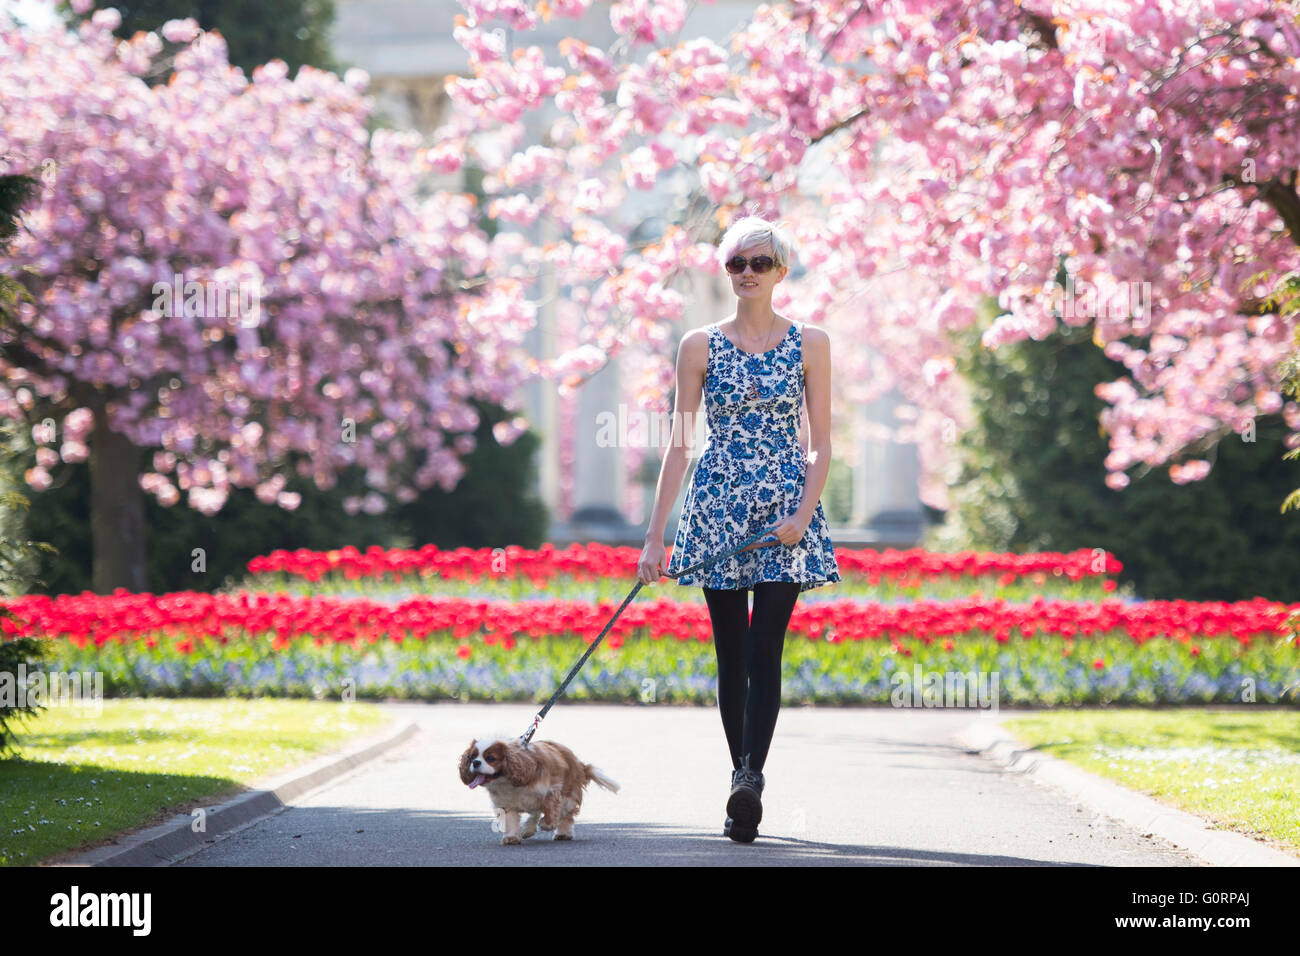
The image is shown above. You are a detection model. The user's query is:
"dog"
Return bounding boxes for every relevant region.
[458,736,619,844]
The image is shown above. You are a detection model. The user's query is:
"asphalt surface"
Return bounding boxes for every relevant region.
[174,702,1207,866]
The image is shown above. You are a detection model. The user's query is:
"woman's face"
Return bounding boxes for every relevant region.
[728,241,787,300]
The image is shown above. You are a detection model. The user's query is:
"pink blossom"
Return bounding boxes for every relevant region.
[2,14,531,517]
[160,18,199,44]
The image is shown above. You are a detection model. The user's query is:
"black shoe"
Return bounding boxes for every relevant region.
[726,755,764,843]
[722,767,735,836]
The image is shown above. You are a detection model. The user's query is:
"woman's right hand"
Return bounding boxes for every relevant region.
[638,540,668,585]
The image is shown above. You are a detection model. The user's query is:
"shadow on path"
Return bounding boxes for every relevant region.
[178,805,1097,867]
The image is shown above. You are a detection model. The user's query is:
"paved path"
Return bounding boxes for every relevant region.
[177,702,1205,866]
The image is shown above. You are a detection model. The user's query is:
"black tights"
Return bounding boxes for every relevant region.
[703,581,802,775]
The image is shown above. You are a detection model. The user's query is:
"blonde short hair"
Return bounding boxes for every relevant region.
[716,216,795,271]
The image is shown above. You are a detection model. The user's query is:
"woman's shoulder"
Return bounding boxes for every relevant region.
[677,326,712,370]
[799,322,829,348]
[681,325,715,348]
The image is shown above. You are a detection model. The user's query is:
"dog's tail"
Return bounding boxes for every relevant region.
[585,764,620,793]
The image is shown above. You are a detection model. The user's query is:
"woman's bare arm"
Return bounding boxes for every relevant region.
[793,325,832,528]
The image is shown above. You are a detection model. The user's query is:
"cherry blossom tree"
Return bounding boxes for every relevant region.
[8,0,1300,594]
[433,0,1300,510]
[0,7,533,591]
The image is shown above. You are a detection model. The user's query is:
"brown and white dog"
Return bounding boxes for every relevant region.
[458,736,619,844]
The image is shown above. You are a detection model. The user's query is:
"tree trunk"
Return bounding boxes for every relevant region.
[90,403,147,594]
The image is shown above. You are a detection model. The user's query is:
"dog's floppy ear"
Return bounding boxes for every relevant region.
[458,740,478,785]
[501,740,539,786]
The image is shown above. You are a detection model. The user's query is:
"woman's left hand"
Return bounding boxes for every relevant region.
[766,513,810,548]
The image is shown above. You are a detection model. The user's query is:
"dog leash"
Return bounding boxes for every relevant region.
[518,528,783,745]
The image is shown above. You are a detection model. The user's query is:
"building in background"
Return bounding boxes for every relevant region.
[333,0,926,547]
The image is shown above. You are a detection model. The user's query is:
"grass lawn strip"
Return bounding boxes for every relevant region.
[1001,708,1300,858]
[0,698,393,866]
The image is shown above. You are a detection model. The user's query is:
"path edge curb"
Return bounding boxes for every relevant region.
[954,713,1300,867]
[50,717,421,868]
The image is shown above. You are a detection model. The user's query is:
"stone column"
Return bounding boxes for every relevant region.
[534,216,560,522]
[570,353,625,525]
[853,384,923,543]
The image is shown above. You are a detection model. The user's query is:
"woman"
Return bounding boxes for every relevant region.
[637,215,840,844]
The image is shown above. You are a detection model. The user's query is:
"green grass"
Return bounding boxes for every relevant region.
[0,698,395,866]
[1001,708,1300,857]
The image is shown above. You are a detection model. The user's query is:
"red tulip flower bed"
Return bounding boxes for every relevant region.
[242,543,1125,604]
[3,588,1297,706]
[246,542,1122,584]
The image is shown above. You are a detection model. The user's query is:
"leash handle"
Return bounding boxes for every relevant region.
[518,527,782,744]
[661,529,779,580]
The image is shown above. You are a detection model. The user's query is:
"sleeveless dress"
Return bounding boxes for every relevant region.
[665,320,841,592]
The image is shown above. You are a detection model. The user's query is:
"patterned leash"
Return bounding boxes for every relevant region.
[518,528,782,745]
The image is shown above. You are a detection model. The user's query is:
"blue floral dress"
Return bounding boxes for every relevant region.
[665,321,841,592]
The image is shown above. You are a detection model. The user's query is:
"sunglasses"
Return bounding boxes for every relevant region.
[724,255,776,275]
